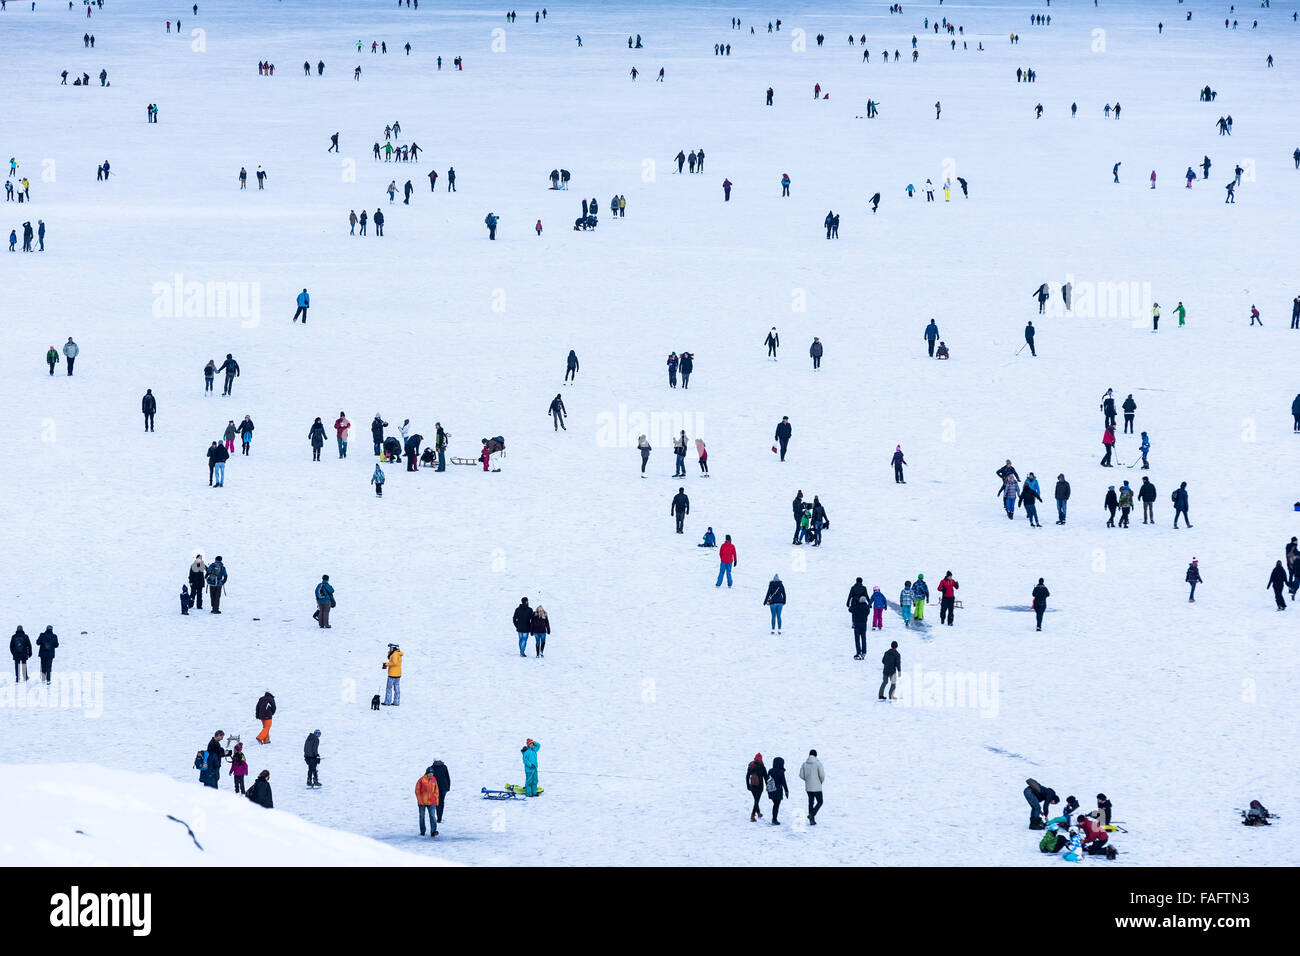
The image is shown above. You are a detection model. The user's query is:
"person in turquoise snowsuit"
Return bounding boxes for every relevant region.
[521,738,541,795]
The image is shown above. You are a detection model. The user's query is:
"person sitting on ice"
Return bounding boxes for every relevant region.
[1242,800,1272,826]
[420,446,436,467]
[1038,821,1069,854]
[698,527,717,548]
[935,341,949,359]
[1078,816,1116,857]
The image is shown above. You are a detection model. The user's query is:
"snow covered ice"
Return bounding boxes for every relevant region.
[2,0,1299,866]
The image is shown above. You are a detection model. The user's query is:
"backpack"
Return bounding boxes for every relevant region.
[747,763,762,788]
[765,773,779,794]
[194,750,209,772]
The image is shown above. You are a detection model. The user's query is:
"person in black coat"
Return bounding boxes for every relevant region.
[565,349,579,382]
[1031,578,1050,630]
[1137,477,1157,524]
[791,491,805,544]
[1121,394,1137,433]
[141,389,156,431]
[246,770,273,808]
[1053,474,1070,524]
[766,756,790,824]
[671,488,690,533]
[763,575,787,633]
[1104,486,1119,527]
[404,433,423,472]
[308,418,328,461]
[205,731,231,788]
[217,353,239,395]
[431,759,451,822]
[1268,561,1288,610]
[371,415,388,455]
[10,626,32,681]
[512,598,533,656]
[774,417,792,460]
[995,460,1019,491]
[1292,394,1300,433]
[879,641,901,699]
[35,626,58,683]
[848,578,870,659]
[1024,321,1036,356]
[679,351,694,388]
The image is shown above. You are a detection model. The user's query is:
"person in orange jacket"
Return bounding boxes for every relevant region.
[382,643,402,705]
[937,571,959,625]
[415,767,441,836]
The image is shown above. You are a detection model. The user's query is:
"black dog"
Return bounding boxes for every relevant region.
[371,694,381,711]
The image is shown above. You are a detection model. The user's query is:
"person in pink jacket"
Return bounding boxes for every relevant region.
[1101,424,1116,467]
[695,438,709,475]
[229,742,249,794]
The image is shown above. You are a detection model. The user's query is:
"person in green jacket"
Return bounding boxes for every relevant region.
[912,573,928,621]
[1039,822,1068,853]
[46,346,60,375]
[521,738,541,795]
[1173,301,1186,326]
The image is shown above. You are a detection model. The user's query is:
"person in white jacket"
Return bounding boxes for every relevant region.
[799,749,825,825]
[63,337,79,376]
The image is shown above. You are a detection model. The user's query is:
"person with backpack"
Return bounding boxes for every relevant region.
[1117,481,1134,527]
[416,766,441,836]
[763,574,786,633]
[937,572,959,625]
[746,754,768,821]
[304,730,322,787]
[314,574,335,628]
[765,756,790,825]
[879,641,901,700]
[1031,578,1050,631]
[229,742,249,794]
[246,770,273,808]
[9,625,32,682]
[200,730,231,788]
[204,556,227,613]
[798,750,825,824]
[1172,482,1191,527]
[1186,558,1201,602]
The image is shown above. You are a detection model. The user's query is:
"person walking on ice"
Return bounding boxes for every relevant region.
[548,393,566,430]
[416,767,440,836]
[879,641,901,700]
[763,574,786,633]
[716,534,737,587]
[765,327,779,359]
[1186,558,1201,602]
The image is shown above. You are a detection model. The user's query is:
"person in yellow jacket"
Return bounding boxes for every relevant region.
[943,179,951,201]
[382,643,402,706]
[415,767,440,836]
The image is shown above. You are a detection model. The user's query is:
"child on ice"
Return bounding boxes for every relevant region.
[372,463,385,496]
[698,527,717,548]
[900,581,914,627]
[180,585,193,615]
[870,586,887,630]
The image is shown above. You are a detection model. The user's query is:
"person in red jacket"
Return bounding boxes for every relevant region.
[333,411,351,458]
[937,571,959,625]
[535,219,543,236]
[1077,815,1110,855]
[716,535,737,587]
[1101,423,1116,466]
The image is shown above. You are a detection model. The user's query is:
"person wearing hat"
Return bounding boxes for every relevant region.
[765,756,790,825]
[382,643,403,704]
[1104,486,1119,527]
[521,738,542,796]
[745,753,768,821]
[304,729,322,787]
[430,759,451,823]
[912,573,928,621]
[1053,474,1070,524]
[415,766,441,836]
[46,345,59,375]
[255,690,276,743]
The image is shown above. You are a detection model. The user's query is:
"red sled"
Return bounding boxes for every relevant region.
[771,445,779,454]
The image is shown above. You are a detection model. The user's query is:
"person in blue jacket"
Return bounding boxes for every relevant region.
[870,586,888,630]
[315,575,335,628]
[1020,472,1043,527]
[293,288,309,323]
[698,527,716,548]
[521,738,541,795]
[1139,431,1150,469]
[1292,394,1300,432]
[924,318,939,356]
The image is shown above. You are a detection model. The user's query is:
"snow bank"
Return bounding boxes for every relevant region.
[0,764,451,867]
